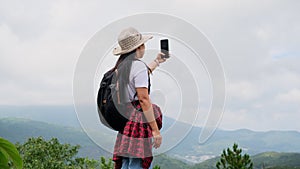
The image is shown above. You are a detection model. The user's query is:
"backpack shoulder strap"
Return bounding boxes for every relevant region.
[114,68,121,104]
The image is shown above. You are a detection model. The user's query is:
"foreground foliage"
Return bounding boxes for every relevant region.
[16,137,113,169]
[0,137,23,169]
[10,135,300,169]
[216,143,253,169]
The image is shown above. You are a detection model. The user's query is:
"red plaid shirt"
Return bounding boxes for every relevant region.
[113,102,163,169]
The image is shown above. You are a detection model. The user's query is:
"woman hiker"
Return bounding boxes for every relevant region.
[111,27,168,169]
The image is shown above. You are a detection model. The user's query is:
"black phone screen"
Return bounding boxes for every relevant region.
[160,39,169,58]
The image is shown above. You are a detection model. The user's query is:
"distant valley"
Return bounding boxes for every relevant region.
[1,105,300,168]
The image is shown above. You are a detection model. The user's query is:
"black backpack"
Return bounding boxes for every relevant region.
[97,68,127,131]
[97,62,151,131]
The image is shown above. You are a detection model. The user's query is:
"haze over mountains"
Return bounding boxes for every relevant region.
[1,105,300,164]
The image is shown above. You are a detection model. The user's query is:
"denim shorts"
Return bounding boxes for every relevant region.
[121,158,153,169]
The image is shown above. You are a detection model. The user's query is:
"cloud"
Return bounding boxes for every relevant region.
[227,81,262,100]
[0,5,84,105]
[0,0,55,40]
[0,0,299,132]
[0,22,75,105]
[276,89,300,103]
[0,0,144,105]
[220,107,300,131]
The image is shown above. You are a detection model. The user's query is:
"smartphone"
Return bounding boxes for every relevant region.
[160,39,170,58]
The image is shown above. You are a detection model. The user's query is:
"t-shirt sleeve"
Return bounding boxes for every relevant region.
[132,61,148,88]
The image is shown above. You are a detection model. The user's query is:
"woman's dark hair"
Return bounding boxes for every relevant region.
[113,49,137,102]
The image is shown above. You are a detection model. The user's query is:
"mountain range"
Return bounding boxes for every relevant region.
[1,105,300,166]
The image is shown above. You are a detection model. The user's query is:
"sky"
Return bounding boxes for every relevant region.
[0,0,300,132]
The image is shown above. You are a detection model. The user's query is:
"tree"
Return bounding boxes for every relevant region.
[16,137,81,169]
[153,165,161,169]
[0,137,23,169]
[75,157,101,169]
[16,136,115,169]
[100,156,113,169]
[216,143,253,169]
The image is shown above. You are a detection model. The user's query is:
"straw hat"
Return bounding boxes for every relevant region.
[113,27,153,55]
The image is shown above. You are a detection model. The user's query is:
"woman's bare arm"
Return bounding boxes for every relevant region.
[136,87,162,149]
[147,52,167,72]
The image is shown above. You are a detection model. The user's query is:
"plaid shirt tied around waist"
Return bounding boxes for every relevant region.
[113,101,163,169]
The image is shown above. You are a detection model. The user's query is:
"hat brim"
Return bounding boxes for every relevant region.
[113,35,153,55]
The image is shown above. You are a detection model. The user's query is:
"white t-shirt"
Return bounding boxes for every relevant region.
[126,60,149,102]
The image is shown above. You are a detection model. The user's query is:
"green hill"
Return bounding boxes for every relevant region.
[191,152,300,169]
[171,128,300,162]
[252,152,300,169]
[1,117,300,169]
[0,117,109,159]
[2,105,300,161]
[152,154,190,169]
[0,117,191,168]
